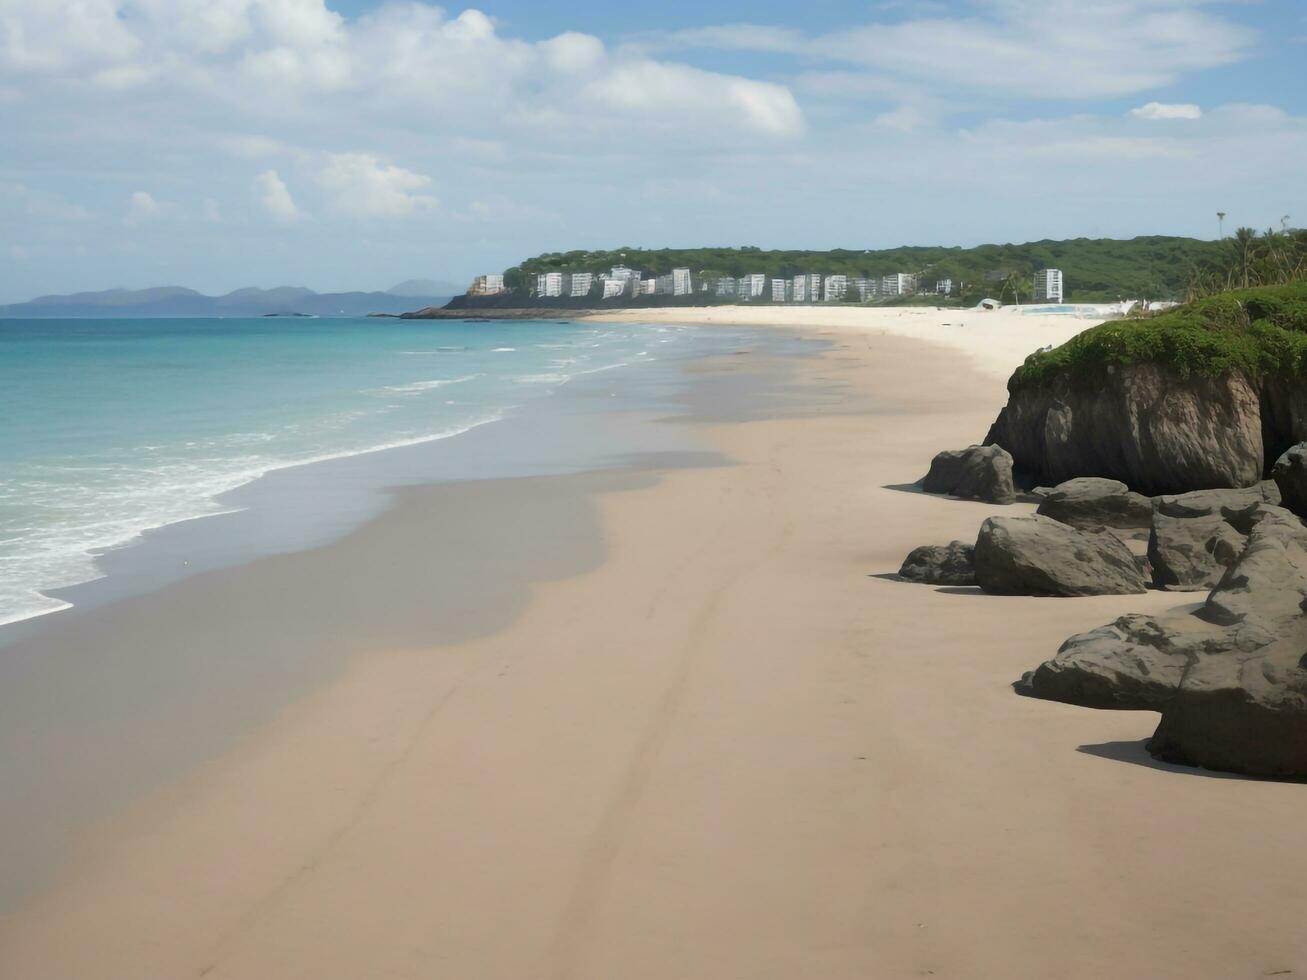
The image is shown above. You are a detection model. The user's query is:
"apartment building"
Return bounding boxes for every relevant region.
[567,272,594,297]
[536,272,564,298]
[881,272,917,297]
[1033,268,1064,303]
[770,278,791,302]
[468,274,504,296]
[672,267,693,296]
[823,274,848,302]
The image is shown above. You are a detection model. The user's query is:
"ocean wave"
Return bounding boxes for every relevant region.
[376,374,481,395]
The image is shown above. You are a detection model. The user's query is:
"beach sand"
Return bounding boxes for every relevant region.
[2,309,1305,978]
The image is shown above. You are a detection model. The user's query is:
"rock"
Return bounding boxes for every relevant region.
[985,363,1265,495]
[898,541,975,586]
[1021,511,1307,776]
[1155,484,1279,521]
[921,445,1016,505]
[1272,443,1307,516]
[1147,512,1246,591]
[1148,636,1307,778]
[1035,477,1153,529]
[1202,508,1307,627]
[1020,614,1209,710]
[973,515,1147,597]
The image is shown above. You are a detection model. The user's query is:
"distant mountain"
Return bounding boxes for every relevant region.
[386,278,464,297]
[0,284,453,318]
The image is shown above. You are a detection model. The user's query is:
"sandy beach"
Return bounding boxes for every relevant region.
[2,307,1305,978]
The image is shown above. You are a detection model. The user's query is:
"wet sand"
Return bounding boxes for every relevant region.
[2,325,1305,978]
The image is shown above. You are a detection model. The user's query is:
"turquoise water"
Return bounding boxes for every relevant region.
[0,316,690,627]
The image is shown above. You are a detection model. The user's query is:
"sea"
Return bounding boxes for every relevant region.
[0,315,736,629]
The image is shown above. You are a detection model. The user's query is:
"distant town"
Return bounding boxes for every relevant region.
[467,266,1066,305]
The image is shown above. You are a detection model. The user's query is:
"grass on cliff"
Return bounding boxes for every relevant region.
[1011,282,1307,390]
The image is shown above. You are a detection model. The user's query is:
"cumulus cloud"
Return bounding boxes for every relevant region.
[1131,102,1203,120]
[254,170,300,222]
[316,153,438,218]
[125,191,161,224]
[585,62,803,137]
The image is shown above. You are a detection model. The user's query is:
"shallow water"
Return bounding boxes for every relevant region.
[0,316,701,626]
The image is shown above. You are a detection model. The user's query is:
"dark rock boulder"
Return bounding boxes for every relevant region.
[1148,636,1307,778]
[1021,510,1307,777]
[1272,443,1307,517]
[898,541,975,586]
[1019,613,1237,710]
[921,445,1016,505]
[1147,512,1246,591]
[1155,483,1280,521]
[1035,477,1153,529]
[1202,507,1307,627]
[985,363,1264,496]
[973,515,1147,597]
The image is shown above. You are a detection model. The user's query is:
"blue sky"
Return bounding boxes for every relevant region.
[1,0,1304,301]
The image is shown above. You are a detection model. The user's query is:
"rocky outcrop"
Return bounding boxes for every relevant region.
[1035,477,1153,529]
[920,445,1016,505]
[1154,483,1280,522]
[973,515,1147,597]
[1021,511,1307,777]
[1272,443,1307,517]
[985,363,1265,495]
[898,541,975,586]
[1019,614,1213,710]
[1147,512,1246,591]
[1148,637,1307,777]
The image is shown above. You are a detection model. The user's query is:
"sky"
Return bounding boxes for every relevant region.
[1,0,1304,301]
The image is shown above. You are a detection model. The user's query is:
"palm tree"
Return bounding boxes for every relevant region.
[1217,212,1226,238]
[1233,227,1258,289]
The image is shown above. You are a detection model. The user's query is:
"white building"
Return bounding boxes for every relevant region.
[850,277,876,302]
[716,277,737,297]
[734,274,766,300]
[639,279,656,295]
[602,279,625,299]
[672,267,693,297]
[469,274,504,296]
[823,275,848,302]
[536,272,564,298]
[791,275,807,302]
[770,278,791,302]
[568,272,594,298]
[935,278,953,296]
[881,272,917,297]
[1033,268,1064,303]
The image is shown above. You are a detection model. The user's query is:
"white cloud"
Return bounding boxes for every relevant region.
[316,153,438,218]
[585,62,803,137]
[653,0,1257,100]
[0,0,140,72]
[1131,101,1203,120]
[254,169,300,222]
[125,190,161,224]
[539,31,605,73]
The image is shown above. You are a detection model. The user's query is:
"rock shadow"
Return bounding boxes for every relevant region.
[1077,739,1307,784]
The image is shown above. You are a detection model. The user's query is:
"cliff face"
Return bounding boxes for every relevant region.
[985,364,1266,495]
[985,283,1307,496]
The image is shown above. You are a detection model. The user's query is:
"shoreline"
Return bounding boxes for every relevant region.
[4,319,1306,977]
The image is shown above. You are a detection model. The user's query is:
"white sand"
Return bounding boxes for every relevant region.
[587,304,1101,380]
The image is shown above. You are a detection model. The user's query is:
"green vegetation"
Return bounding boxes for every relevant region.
[1011,282,1307,390]
[503,237,1229,303]
[1187,226,1307,299]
